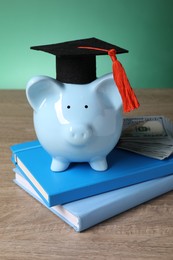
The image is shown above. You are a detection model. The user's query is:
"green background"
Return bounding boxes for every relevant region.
[0,0,173,89]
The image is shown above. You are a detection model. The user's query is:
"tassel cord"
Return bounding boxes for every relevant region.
[78,46,140,112]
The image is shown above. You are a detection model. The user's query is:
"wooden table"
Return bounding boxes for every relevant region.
[0,89,173,260]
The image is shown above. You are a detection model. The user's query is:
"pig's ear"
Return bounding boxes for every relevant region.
[26,76,62,112]
[92,73,122,110]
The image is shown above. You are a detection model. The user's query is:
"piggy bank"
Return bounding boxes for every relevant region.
[26,72,123,172]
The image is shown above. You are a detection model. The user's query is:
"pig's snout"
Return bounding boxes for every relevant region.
[67,124,93,146]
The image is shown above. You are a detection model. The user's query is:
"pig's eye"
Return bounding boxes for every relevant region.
[84,105,88,109]
[67,105,71,109]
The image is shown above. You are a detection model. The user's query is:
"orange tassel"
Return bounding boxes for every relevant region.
[78,46,140,112]
[108,49,140,112]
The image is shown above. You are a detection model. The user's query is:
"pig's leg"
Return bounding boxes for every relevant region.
[89,157,108,171]
[51,158,70,172]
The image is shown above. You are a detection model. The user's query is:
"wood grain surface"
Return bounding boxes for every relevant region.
[0,89,173,260]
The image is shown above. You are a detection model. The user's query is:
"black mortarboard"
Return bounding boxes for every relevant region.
[30,37,139,112]
[31,37,128,84]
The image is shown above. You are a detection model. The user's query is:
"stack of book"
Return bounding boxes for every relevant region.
[10,119,173,232]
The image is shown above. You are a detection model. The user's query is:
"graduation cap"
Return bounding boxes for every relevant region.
[31,37,139,112]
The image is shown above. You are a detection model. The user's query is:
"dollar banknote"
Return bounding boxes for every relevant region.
[117,116,173,160]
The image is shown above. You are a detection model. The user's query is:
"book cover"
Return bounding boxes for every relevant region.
[10,140,173,206]
[14,168,173,232]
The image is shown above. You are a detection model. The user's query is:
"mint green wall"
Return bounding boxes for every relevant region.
[0,0,173,89]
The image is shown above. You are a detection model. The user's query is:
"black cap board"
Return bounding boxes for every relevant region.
[30,37,128,84]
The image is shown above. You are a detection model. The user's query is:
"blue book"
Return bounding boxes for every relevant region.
[14,167,173,232]
[10,140,173,207]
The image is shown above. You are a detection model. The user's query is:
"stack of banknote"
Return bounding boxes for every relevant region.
[117,116,173,160]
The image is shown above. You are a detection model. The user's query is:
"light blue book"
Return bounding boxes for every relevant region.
[11,140,173,207]
[14,167,173,232]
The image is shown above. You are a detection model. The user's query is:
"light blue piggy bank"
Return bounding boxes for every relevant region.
[26,73,123,172]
